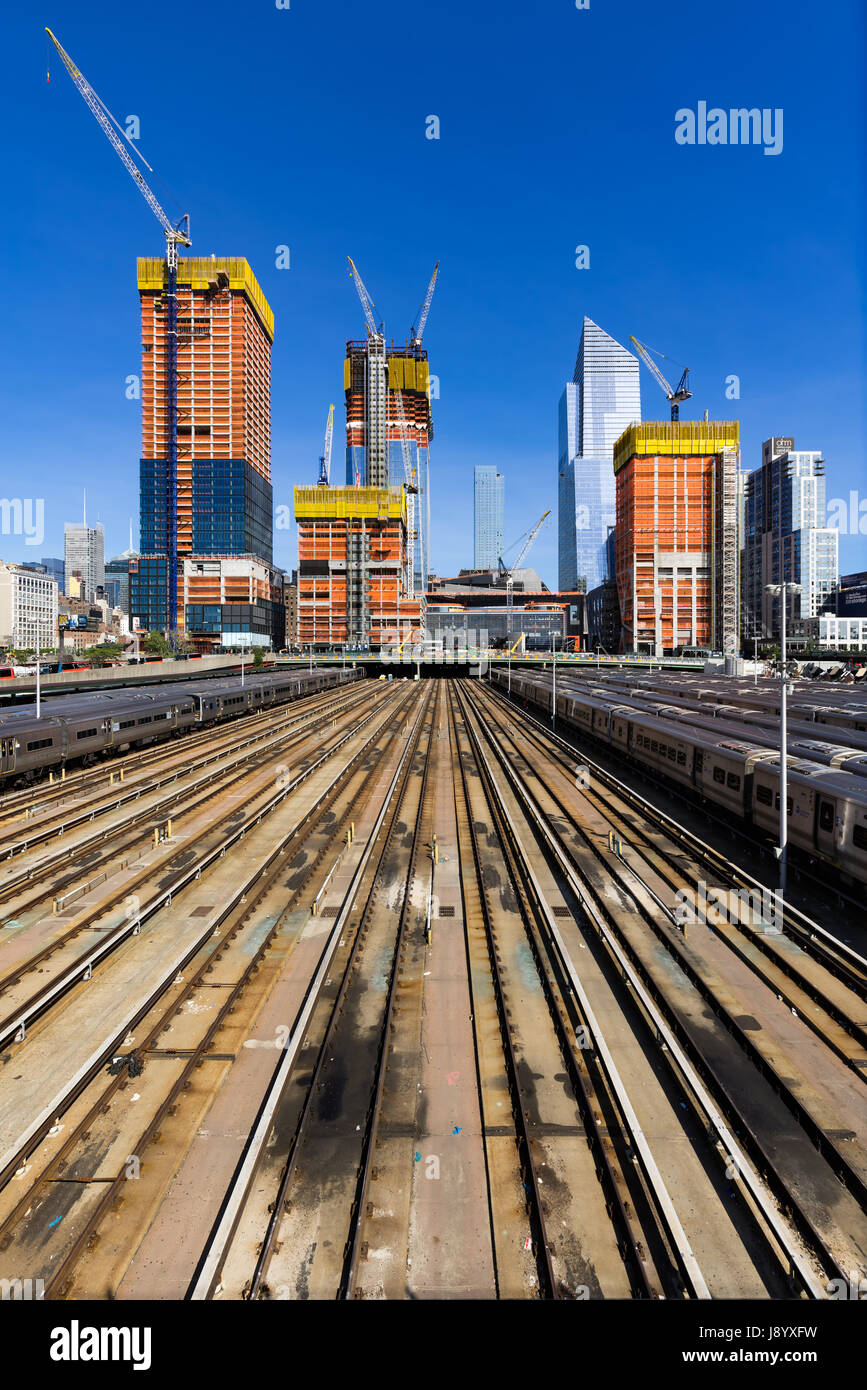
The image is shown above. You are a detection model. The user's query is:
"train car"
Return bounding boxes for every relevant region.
[628,717,697,791]
[0,667,360,784]
[751,761,867,878]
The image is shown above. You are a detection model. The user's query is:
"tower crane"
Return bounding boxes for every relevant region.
[47,28,191,633]
[410,262,439,346]
[347,257,382,340]
[498,509,551,634]
[629,337,691,421]
[317,404,335,486]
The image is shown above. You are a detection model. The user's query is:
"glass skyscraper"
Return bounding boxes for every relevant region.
[558,318,641,592]
[474,465,504,569]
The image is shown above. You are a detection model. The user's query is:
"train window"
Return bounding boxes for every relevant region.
[76,728,98,740]
[651,740,659,753]
[137,716,153,725]
[726,773,741,790]
[695,752,703,773]
[818,801,835,832]
[713,767,725,784]
[668,748,676,761]
[119,719,136,730]
[26,737,53,751]
[756,786,773,805]
[677,751,686,765]
[773,794,794,814]
[853,825,867,851]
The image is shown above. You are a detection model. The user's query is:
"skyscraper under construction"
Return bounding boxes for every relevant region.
[129,256,284,649]
[344,336,433,593]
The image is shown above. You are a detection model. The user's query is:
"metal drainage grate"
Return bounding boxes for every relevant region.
[319,906,340,918]
[190,905,214,917]
[437,905,456,918]
[552,906,571,918]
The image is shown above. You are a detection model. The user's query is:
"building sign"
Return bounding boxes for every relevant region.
[771,437,795,455]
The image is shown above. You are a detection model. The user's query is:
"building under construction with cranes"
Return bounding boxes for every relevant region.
[294,259,436,651]
[129,256,284,650]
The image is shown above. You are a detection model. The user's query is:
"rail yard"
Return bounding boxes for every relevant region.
[0,667,865,1303]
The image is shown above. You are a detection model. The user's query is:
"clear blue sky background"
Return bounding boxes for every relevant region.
[4,0,865,586]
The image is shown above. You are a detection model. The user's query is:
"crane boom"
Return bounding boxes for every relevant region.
[347,257,380,338]
[500,509,551,634]
[48,26,191,637]
[510,508,551,574]
[45,29,191,262]
[318,404,335,485]
[629,335,692,422]
[411,261,439,345]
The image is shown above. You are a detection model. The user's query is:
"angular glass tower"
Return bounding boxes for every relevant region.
[474,465,505,569]
[558,318,641,592]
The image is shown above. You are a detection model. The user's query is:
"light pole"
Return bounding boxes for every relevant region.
[552,643,557,731]
[35,650,41,720]
[765,581,802,898]
[240,645,245,687]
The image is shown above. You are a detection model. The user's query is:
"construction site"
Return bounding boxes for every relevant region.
[292,261,439,651]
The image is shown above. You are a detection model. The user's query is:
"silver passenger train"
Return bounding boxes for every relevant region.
[0,668,361,785]
[494,669,867,886]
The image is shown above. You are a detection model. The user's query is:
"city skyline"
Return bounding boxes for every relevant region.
[3,1,864,591]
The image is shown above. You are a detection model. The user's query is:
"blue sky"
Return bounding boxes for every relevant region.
[4,0,865,585]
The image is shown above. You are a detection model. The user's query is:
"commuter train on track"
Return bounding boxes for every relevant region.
[0,668,360,786]
[494,668,867,887]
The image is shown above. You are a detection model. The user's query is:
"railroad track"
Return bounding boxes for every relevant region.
[458,680,867,1290]
[0,685,423,1294]
[0,686,386,1050]
[477,682,867,1068]
[187,681,439,1300]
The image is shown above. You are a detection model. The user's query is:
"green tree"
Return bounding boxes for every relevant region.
[253,646,265,669]
[143,631,171,657]
[167,629,195,654]
[80,644,121,668]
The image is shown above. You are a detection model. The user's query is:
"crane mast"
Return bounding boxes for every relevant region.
[47,28,191,636]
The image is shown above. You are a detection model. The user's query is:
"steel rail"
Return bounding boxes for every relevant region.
[461,682,829,1299]
[187,687,433,1300]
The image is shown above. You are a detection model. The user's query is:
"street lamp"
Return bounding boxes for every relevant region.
[765,581,802,898]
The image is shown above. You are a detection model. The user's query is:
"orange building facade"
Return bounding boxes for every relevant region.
[131,258,282,649]
[614,422,740,656]
[295,487,423,649]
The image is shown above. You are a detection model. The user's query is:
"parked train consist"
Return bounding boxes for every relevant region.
[494,669,867,886]
[581,673,867,733]
[0,668,361,785]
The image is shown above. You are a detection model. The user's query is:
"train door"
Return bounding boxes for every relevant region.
[815,794,838,856]
[0,735,13,774]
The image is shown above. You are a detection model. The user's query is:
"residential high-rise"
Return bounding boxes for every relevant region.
[614,421,740,655]
[0,561,58,652]
[741,437,838,644]
[64,520,104,603]
[344,336,433,594]
[130,257,284,648]
[558,318,641,592]
[473,466,504,569]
